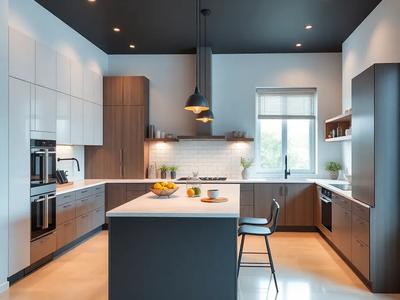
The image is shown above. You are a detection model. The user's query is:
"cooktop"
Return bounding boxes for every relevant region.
[177,177,227,181]
[330,184,352,191]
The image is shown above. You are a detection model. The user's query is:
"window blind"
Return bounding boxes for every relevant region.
[256,88,316,119]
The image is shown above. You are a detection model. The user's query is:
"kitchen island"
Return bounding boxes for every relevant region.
[107,184,240,300]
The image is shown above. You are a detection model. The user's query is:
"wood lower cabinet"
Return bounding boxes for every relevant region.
[31,232,57,264]
[106,184,127,212]
[254,184,285,225]
[57,220,76,249]
[285,184,314,226]
[351,201,370,280]
[56,186,105,249]
[332,194,352,259]
[85,76,149,179]
[240,184,254,217]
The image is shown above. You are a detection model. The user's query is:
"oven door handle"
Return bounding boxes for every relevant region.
[44,149,49,184]
[320,196,332,204]
[43,195,49,229]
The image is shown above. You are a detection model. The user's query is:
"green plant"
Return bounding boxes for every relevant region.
[325,161,342,172]
[159,165,169,172]
[240,157,253,169]
[169,166,178,172]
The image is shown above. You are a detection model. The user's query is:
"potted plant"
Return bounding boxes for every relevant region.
[169,166,178,179]
[325,161,342,180]
[159,165,169,179]
[240,157,253,179]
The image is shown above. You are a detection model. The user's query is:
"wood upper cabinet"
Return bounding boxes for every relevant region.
[103,77,123,106]
[285,184,314,226]
[85,76,149,179]
[254,184,285,225]
[123,77,149,106]
[122,106,146,178]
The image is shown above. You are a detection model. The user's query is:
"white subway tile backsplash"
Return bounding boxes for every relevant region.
[149,141,253,179]
[56,145,85,182]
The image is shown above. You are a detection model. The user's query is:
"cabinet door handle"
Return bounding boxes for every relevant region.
[120,149,123,177]
[63,204,72,208]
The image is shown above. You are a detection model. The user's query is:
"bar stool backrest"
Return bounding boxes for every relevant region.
[269,199,280,233]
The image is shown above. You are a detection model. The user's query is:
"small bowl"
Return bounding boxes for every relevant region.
[207,189,219,199]
[150,187,179,198]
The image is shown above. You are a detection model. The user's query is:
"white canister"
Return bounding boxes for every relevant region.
[155,130,161,139]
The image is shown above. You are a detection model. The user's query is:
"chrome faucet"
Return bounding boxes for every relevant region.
[284,155,291,179]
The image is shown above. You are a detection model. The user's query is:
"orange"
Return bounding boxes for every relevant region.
[186,188,195,197]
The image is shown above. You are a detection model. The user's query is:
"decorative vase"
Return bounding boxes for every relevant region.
[329,171,339,180]
[241,168,249,180]
[170,171,176,179]
[161,171,167,179]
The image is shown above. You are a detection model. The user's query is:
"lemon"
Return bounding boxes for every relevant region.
[167,183,175,189]
[153,183,162,190]
[187,188,195,197]
[161,182,168,187]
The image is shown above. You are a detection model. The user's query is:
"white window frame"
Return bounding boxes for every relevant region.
[254,88,317,176]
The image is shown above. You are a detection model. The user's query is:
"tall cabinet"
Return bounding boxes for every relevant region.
[85,76,149,179]
[352,63,400,293]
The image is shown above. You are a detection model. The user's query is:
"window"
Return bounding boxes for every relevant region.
[255,88,317,174]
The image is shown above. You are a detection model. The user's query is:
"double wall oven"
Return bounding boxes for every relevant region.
[30,139,57,241]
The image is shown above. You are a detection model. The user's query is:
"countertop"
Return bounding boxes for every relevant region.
[106,184,240,218]
[56,178,369,208]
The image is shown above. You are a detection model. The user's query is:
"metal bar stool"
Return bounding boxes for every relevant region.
[238,201,275,226]
[237,199,280,292]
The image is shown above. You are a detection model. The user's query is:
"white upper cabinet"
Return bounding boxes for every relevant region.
[35,42,57,89]
[83,68,95,102]
[57,54,71,94]
[8,77,31,276]
[71,61,83,98]
[34,86,57,133]
[71,97,84,145]
[94,72,103,105]
[83,101,95,145]
[9,28,35,83]
[83,102,103,146]
[57,92,71,145]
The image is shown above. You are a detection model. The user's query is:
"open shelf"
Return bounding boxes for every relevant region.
[325,112,352,141]
[325,135,352,142]
[145,138,179,142]
[226,137,254,142]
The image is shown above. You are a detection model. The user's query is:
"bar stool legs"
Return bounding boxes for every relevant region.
[265,235,278,292]
[237,234,245,277]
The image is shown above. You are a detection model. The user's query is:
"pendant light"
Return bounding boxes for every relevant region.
[196,8,214,123]
[184,0,210,114]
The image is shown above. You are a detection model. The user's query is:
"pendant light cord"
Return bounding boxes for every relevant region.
[196,0,200,88]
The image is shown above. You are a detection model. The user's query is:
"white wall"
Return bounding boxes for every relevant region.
[56,146,85,182]
[342,0,400,172]
[108,55,196,136]
[9,0,108,74]
[212,53,343,176]
[0,0,9,293]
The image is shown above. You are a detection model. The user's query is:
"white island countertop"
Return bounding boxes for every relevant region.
[106,184,240,218]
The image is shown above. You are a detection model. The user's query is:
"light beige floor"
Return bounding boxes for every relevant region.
[0,231,399,300]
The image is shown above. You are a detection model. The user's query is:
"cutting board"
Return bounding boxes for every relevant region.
[201,197,228,203]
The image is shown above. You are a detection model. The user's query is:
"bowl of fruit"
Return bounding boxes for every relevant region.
[150,181,179,198]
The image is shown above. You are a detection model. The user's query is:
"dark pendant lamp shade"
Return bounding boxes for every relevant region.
[184,86,209,114]
[196,109,214,123]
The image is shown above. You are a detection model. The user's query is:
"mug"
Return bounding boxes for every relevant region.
[207,189,219,199]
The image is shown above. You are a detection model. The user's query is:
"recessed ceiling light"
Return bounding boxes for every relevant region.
[305,24,313,30]
[129,44,135,49]
[296,43,302,47]
[88,0,96,2]
[113,27,121,32]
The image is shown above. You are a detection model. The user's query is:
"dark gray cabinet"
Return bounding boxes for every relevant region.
[352,64,400,292]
